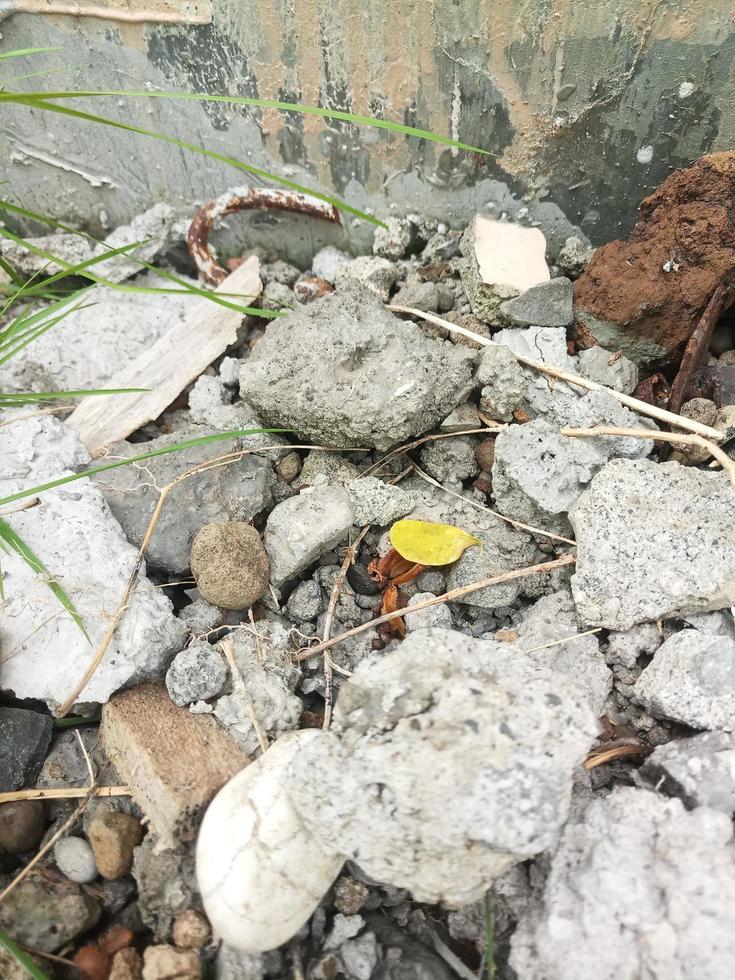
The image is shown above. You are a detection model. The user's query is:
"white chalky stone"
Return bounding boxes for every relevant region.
[196,730,344,952]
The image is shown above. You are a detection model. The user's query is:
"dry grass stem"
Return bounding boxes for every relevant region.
[362,427,504,480]
[522,627,603,653]
[221,636,268,755]
[297,552,576,662]
[560,425,735,488]
[389,305,725,442]
[0,785,130,805]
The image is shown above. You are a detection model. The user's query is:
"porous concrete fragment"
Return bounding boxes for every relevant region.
[392,279,440,312]
[476,344,528,421]
[0,414,186,708]
[500,277,573,327]
[101,683,248,847]
[459,216,550,322]
[492,391,653,533]
[133,836,197,939]
[0,706,53,792]
[510,786,735,980]
[373,217,413,260]
[570,459,735,629]
[97,427,275,575]
[312,245,351,283]
[557,235,593,278]
[335,255,398,300]
[405,592,453,631]
[419,435,479,486]
[633,629,735,731]
[286,580,323,622]
[439,401,480,432]
[190,522,269,610]
[212,625,301,756]
[295,450,360,489]
[0,271,198,396]
[492,325,580,421]
[289,629,597,906]
[166,641,228,706]
[240,288,475,450]
[0,877,101,952]
[348,476,415,526]
[577,346,638,394]
[605,623,662,668]
[638,731,735,813]
[264,486,354,588]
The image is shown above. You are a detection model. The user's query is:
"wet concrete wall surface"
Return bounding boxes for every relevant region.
[1,0,733,261]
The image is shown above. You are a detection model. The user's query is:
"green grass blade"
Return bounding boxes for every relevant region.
[8,88,493,156]
[54,714,99,729]
[0,515,91,643]
[0,427,282,509]
[7,95,386,227]
[0,47,60,60]
[0,302,92,367]
[0,925,53,980]
[0,388,148,406]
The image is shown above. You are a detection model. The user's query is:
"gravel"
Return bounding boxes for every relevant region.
[166,641,228,706]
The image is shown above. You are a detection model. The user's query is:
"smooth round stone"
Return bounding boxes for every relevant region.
[54,835,97,884]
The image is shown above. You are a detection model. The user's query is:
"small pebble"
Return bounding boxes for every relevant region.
[346,563,381,597]
[334,876,369,915]
[172,909,211,950]
[88,809,144,880]
[166,641,227,707]
[54,835,97,883]
[142,944,201,980]
[110,947,143,980]
[276,451,302,483]
[0,800,46,854]
[190,522,270,610]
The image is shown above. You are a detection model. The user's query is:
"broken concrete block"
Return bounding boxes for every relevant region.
[311,246,351,283]
[0,271,198,397]
[419,435,479,486]
[0,877,100,953]
[500,277,573,328]
[334,255,398,300]
[97,427,275,575]
[476,345,528,421]
[0,414,186,709]
[459,216,549,323]
[638,731,735,814]
[101,682,249,846]
[577,346,638,394]
[348,477,415,527]
[632,629,735,732]
[557,235,593,278]
[574,151,735,367]
[239,287,475,450]
[289,628,597,906]
[165,641,228,707]
[264,485,354,588]
[510,786,735,980]
[492,326,580,422]
[570,459,735,629]
[372,217,413,260]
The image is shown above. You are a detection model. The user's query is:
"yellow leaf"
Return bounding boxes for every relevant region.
[389,519,481,567]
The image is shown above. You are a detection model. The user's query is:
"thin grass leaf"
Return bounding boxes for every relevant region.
[0,925,53,980]
[0,302,92,367]
[0,515,91,642]
[7,95,386,227]
[0,47,60,60]
[0,388,148,406]
[11,88,493,156]
[0,253,23,286]
[54,714,99,729]
[1,66,70,85]
[0,426,281,508]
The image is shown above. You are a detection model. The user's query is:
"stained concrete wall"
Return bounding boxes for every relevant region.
[1,0,733,262]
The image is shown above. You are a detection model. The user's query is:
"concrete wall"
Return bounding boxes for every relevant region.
[1,0,733,262]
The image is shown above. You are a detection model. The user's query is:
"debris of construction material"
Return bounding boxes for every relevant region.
[577,346,639,394]
[574,151,735,367]
[500,277,573,328]
[165,641,228,706]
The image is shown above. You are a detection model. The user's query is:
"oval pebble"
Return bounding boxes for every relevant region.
[54,836,97,884]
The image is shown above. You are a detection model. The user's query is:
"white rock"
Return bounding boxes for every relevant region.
[196,730,344,952]
[54,836,97,884]
[470,216,549,292]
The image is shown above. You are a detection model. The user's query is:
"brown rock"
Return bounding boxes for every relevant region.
[190,522,269,610]
[276,450,302,483]
[0,800,46,854]
[574,152,735,368]
[474,437,495,473]
[101,683,248,846]
[142,944,201,980]
[110,948,143,980]
[334,876,369,915]
[88,809,144,879]
[172,909,211,950]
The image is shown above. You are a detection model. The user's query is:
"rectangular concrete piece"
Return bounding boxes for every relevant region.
[101,682,248,846]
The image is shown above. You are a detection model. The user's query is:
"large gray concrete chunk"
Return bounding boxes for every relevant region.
[289,629,597,907]
[633,629,735,731]
[0,414,186,710]
[638,731,735,814]
[510,786,735,980]
[264,485,354,588]
[570,459,735,629]
[499,277,573,327]
[96,427,275,575]
[239,287,476,450]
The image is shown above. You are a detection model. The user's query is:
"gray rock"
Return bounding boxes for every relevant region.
[261,260,300,286]
[367,916,454,980]
[239,288,476,450]
[335,255,398,300]
[571,459,735,629]
[0,877,100,952]
[98,427,275,575]
[404,592,453,631]
[492,391,653,534]
[557,235,593,278]
[179,597,222,635]
[605,623,662,668]
[492,326,580,422]
[216,944,267,980]
[165,641,227,706]
[476,345,528,421]
[373,217,413,260]
[312,246,351,284]
[348,476,415,526]
[264,486,354,588]
[212,624,301,756]
[0,707,53,793]
[577,346,638,394]
[54,836,98,884]
[392,279,439,312]
[439,401,480,432]
[638,731,735,813]
[419,435,479,486]
[500,277,573,327]
[633,629,735,731]
[1,414,186,709]
[416,570,447,594]
[190,522,270,610]
[263,280,297,310]
[290,628,597,906]
[510,786,735,980]
[295,450,361,489]
[287,579,323,622]
[132,836,196,939]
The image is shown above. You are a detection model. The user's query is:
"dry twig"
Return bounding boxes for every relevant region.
[0,785,130,805]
